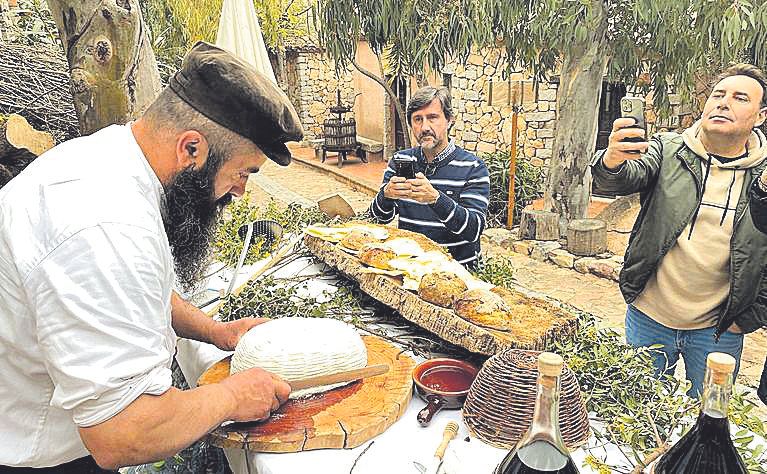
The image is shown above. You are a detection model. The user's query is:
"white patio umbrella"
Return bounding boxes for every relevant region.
[215,0,277,84]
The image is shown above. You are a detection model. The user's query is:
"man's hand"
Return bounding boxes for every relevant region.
[219,368,291,422]
[603,118,649,170]
[383,176,412,200]
[408,172,440,204]
[727,322,743,334]
[208,317,270,351]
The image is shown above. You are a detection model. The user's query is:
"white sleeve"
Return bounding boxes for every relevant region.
[25,223,176,427]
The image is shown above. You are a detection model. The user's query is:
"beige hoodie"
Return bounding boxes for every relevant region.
[633,121,767,330]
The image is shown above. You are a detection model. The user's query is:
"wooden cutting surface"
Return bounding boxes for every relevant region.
[198,335,415,452]
[304,233,579,356]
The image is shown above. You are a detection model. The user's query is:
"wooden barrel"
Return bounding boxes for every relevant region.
[323,117,356,150]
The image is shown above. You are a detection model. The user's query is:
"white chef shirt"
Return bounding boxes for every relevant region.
[0,124,176,467]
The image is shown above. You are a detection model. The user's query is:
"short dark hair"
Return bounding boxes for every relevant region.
[143,87,247,163]
[406,86,454,125]
[714,63,767,108]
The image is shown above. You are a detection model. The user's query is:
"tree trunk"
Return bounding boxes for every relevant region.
[0,114,54,187]
[0,113,55,157]
[273,48,287,90]
[351,55,411,148]
[519,209,560,241]
[45,0,161,135]
[543,11,609,234]
[566,218,607,256]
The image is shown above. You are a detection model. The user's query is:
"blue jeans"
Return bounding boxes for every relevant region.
[625,305,744,398]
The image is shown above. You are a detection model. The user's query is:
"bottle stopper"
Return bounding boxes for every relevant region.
[707,352,735,384]
[538,352,564,377]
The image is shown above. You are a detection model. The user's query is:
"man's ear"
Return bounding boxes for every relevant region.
[175,130,210,171]
[756,107,767,128]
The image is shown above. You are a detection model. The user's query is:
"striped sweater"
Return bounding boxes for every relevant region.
[369,142,490,266]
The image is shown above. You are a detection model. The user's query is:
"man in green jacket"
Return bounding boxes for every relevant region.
[592,64,767,397]
[748,173,767,406]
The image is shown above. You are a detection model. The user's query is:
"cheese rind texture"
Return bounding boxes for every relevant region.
[230,317,368,398]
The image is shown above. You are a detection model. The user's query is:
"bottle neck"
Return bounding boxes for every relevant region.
[520,372,567,450]
[701,367,732,418]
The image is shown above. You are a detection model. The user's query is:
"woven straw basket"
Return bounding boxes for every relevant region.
[462,349,590,449]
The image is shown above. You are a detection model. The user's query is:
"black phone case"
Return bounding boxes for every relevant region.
[395,160,416,179]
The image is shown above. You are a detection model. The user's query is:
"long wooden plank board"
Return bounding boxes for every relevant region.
[304,234,578,356]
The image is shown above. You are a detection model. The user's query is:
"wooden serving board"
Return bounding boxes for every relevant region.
[198,335,415,452]
[304,234,578,356]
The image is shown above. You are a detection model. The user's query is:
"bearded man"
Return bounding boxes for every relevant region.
[369,86,490,267]
[0,42,297,471]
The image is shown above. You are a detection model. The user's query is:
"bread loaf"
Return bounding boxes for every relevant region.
[418,272,468,307]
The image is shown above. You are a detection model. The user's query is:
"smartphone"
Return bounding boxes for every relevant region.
[393,155,417,179]
[620,96,646,153]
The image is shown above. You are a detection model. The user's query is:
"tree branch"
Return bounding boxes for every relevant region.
[349,55,410,148]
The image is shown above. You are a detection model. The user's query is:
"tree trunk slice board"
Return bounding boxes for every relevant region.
[304,234,578,356]
[519,209,560,241]
[197,335,415,452]
[566,218,607,256]
[0,114,55,187]
[0,114,54,157]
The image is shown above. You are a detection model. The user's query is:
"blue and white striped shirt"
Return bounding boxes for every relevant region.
[369,142,490,266]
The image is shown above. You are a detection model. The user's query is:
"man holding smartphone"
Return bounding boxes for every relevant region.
[747,158,767,407]
[591,64,767,397]
[369,86,490,267]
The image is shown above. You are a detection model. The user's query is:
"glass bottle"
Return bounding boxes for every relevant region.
[495,352,579,474]
[652,352,747,473]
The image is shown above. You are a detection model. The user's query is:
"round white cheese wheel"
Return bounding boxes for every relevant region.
[230,317,368,398]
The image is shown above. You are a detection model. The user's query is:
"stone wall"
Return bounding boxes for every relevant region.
[290,49,356,140]
[642,89,698,134]
[285,44,699,170]
[445,49,558,169]
[446,49,697,173]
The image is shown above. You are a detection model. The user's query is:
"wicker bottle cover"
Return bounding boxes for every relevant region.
[462,349,589,450]
[494,352,580,473]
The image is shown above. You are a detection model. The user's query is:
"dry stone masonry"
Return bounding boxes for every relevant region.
[284,43,698,175]
[482,227,624,283]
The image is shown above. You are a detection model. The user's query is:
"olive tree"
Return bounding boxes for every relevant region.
[319,0,767,228]
[485,0,767,230]
[317,0,488,147]
[45,0,161,134]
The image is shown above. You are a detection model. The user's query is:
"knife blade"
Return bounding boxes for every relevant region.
[288,364,389,391]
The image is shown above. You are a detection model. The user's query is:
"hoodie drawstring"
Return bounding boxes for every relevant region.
[688,154,713,239]
[720,169,737,226]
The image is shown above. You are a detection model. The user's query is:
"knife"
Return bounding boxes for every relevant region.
[288,364,389,391]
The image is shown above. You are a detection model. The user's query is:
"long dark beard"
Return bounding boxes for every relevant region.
[163,155,231,292]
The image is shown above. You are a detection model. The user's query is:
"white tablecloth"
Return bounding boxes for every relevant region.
[177,334,637,474]
[175,252,636,474]
[176,248,766,474]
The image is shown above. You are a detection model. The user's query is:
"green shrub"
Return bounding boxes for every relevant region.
[2,0,59,46]
[213,193,331,266]
[482,150,545,227]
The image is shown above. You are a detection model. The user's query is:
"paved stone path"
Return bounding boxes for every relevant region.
[247,160,374,213]
[249,159,766,406]
[485,243,767,391]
